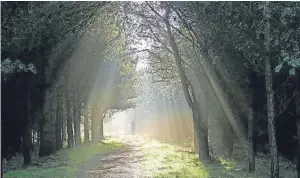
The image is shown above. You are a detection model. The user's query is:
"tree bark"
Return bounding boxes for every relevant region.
[50,93,57,153]
[99,110,106,141]
[73,91,77,143]
[77,100,82,145]
[39,90,56,157]
[73,91,81,146]
[295,71,300,178]
[61,120,66,148]
[91,105,99,143]
[38,107,46,156]
[265,54,279,178]
[99,117,104,140]
[23,89,32,165]
[264,2,279,177]
[248,90,255,172]
[66,91,74,148]
[84,103,90,144]
[37,126,40,146]
[164,6,210,161]
[55,91,62,150]
[198,127,210,161]
[193,107,210,161]
[32,128,35,151]
[61,94,66,147]
[297,112,300,178]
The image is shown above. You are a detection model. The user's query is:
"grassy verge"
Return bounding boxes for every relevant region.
[141,139,296,178]
[3,138,123,178]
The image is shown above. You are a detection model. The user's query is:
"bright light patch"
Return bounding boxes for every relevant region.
[136,60,148,71]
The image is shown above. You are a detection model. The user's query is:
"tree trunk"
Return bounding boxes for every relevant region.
[193,107,210,161]
[73,91,81,146]
[91,105,99,143]
[1,158,3,177]
[297,115,300,178]
[194,131,199,153]
[23,90,32,165]
[50,93,57,153]
[295,71,300,178]
[164,6,210,161]
[198,127,210,161]
[66,91,74,148]
[61,121,66,148]
[37,127,40,146]
[265,56,279,178]
[225,128,234,158]
[73,92,78,146]
[39,90,56,157]
[99,116,104,140]
[84,104,90,144]
[248,91,255,172]
[73,92,77,144]
[55,92,62,150]
[61,93,66,147]
[31,129,35,151]
[77,100,82,145]
[38,107,45,156]
[264,2,279,177]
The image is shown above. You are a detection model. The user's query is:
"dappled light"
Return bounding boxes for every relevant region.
[2,1,300,178]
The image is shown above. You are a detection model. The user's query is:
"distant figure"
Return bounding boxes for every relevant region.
[131,120,136,135]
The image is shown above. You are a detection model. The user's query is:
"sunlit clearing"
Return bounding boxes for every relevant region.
[140,138,270,178]
[141,138,209,178]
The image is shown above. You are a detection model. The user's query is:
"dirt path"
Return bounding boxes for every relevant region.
[76,135,150,178]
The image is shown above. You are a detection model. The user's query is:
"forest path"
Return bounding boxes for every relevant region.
[76,135,153,178]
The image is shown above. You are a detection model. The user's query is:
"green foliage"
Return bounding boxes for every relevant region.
[276,51,300,75]
[172,2,300,77]
[1,58,36,81]
[274,63,283,73]
[289,68,296,76]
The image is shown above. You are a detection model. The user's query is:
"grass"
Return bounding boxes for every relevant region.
[4,136,296,178]
[3,138,123,178]
[140,139,296,178]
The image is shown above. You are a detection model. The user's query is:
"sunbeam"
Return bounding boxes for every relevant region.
[2,1,299,178]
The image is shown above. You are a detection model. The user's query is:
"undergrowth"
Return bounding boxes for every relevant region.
[3,138,123,178]
[141,139,296,178]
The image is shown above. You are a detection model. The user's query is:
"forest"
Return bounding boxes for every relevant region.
[1,1,300,178]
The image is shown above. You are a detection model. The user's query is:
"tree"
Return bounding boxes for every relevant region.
[163,4,210,160]
[66,87,74,148]
[55,87,63,150]
[122,1,212,160]
[171,2,300,176]
[1,1,109,159]
[264,2,279,177]
[73,90,81,146]
[248,72,256,172]
[83,103,90,144]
